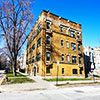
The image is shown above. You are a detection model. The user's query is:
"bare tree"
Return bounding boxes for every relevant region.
[0,0,34,76]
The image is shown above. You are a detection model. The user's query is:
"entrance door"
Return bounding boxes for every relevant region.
[33,66,36,76]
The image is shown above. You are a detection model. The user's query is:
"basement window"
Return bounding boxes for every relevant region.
[73,69,77,74]
[46,67,50,74]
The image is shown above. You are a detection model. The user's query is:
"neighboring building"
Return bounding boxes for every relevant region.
[84,47,95,77]
[84,47,100,77]
[18,50,26,72]
[26,10,85,77]
[93,47,100,69]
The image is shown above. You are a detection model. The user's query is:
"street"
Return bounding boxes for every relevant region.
[0,84,100,100]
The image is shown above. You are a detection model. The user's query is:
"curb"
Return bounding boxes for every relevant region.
[0,75,6,85]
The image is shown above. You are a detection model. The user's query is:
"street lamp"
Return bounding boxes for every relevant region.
[56,61,59,86]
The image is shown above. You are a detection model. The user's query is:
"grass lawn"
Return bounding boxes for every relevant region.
[7,77,34,84]
[7,71,25,77]
[44,78,92,81]
[3,71,35,85]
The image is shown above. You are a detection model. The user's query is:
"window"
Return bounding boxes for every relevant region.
[32,44,35,51]
[72,56,77,64]
[46,67,50,74]
[71,43,76,50]
[62,68,64,75]
[46,52,50,61]
[27,51,28,56]
[70,30,75,38]
[66,28,68,35]
[67,55,70,63]
[37,24,41,34]
[77,32,80,38]
[79,57,81,64]
[60,27,63,32]
[66,41,69,48]
[47,22,50,29]
[36,53,41,61]
[32,56,34,63]
[61,40,63,47]
[78,44,80,51]
[33,32,36,40]
[30,37,32,43]
[73,69,77,74]
[62,54,64,61]
[47,37,50,44]
[29,48,31,53]
[37,38,41,48]
[29,58,31,64]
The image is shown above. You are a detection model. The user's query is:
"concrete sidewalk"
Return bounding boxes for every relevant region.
[1,72,100,92]
[0,73,57,92]
[49,80,100,85]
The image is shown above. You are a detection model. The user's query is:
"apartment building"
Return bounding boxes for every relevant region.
[26,10,85,77]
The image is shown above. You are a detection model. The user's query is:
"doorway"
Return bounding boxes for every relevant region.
[33,66,37,76]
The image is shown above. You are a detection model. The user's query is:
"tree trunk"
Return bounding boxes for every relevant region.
[13,57,17,76]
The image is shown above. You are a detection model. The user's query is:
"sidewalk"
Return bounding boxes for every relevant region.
[0,73,57,92]
[1,72,100,92]
[49,80,100,85]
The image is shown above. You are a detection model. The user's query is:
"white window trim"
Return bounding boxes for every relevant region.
[66,40,69,48]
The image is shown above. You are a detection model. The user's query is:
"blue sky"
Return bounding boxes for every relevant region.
[32,0,100,48]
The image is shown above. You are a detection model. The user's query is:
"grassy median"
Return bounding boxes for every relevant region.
[3,71,35,85]
[44,78,92,81]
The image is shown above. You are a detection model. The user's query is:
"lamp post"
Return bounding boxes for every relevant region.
[56,61,59,86]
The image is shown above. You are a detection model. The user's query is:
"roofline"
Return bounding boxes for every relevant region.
[42,10,82,26]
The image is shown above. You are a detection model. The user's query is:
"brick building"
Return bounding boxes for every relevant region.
[26,10,85,77]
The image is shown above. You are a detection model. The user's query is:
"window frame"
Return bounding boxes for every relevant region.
[67,55,70,63]
[37,38,41,48]
[36,53,41,62]
[62,68,64,75]
[72,56,77,64]
[46,67,50,74]
[32,56,34,63]
[37,23,41,34]
[61,40,63,47]
[73,69,78,75]
[71,42,76,51]
[66,41,69,48]
[32,44,35,51]
[47,36,50,44]
[46,52,50,61]
[47,22,50,29]
[62,54,64,61]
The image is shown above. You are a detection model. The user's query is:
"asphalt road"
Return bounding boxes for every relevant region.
[0,84,100,100]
